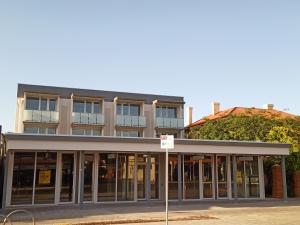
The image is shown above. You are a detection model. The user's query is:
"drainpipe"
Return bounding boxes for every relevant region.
[281,156,288,201]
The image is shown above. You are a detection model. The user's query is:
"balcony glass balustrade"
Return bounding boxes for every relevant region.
[155,117,184,129]
[23,110,59,123]
[72,112,104,125]
[116,115,146,127]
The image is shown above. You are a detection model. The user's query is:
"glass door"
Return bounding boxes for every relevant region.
[236,156,260,198]
[216,156,228,198]
[60,153,74,203]
[150,154,159,200]
[137,154,147,200]
[83,154,94,202]
[183,155,200,199]
[202,155,213,199]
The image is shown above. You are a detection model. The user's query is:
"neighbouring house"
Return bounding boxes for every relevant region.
[1,84,290,208]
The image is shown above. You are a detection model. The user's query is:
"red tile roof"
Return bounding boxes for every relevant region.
[186,107,299,129]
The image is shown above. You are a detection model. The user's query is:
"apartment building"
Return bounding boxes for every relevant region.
[2,84,289,207]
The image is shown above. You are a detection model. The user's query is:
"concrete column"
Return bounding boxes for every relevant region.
[281,156,288,201]
[178,153,182,202]
[232,155,238,199]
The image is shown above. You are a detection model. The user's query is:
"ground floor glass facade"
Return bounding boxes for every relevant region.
[8,151,263,206]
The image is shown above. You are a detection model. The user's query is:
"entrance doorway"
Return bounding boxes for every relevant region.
[236,156,260,198]
[137,154,159,200]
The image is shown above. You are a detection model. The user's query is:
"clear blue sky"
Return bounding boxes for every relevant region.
[0,0,300,132]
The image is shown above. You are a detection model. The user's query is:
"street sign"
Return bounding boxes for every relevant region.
[160,135,174,149]
[160,135,174,225]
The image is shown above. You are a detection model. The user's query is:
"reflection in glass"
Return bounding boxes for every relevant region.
[150,155,159,199]
[137,155,147,199]
[217,156,228,198]
[34,152,57,204]
[117,154,135,201]
[26,97,39,110]
[98,153,116,201]
[84,154,94,202]
[168,154,178,199]
[11,152,35,205]
[184,155,200,199]
[203,155,213,198]
[60,154,74,202]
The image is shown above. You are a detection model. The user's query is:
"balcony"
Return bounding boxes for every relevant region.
[23,110,59,123]
[72,112,104,125]
[155,117,184,129]
[116,115,146,127]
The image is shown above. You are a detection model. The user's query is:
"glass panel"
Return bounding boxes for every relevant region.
[237,158,245,198]
[184,155,200,199]
[49,99,56,111]
[26,97,39,110]
[116,104,122,115]
[40,98,47,111]
[72,128,85,135]
[162,107,168,118]
[85,129,92,136]
[117,154,135,201]
[137,155,147,199]
[93,102,101,113]
[11,152,35,205]
[156,107,161,117]
[203,155,213,198]
[130,105,140,116]
[60,154,74,202]
[84,154,94,202]
[39,128,46,134]
[168,107,177,118]
[86,102,92,113]
[116,130,122,136]
[24,127,39,134]
[150,154,159,199]
[123,104,129,116]
[246,156,260,198]
[73,101,84,113]
[34,152,57,204]
[217,156,228,198]
[168,154,178,200]
[47,128,56,135]
[92,129,101,136]
[98,153,116,201]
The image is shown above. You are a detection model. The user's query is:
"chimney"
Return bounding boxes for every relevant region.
[185,106,193,126]
[263,104,274,110]
[212,102,220,115]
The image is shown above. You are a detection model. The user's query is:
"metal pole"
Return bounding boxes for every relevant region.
[281,156,288,201]
[165,147,168,225]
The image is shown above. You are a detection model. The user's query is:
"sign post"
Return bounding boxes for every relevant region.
[160,135,174,225]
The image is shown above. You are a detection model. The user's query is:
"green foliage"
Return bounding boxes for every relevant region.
[188,115,300,171]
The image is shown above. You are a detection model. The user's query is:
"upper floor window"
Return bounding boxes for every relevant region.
[117,104,140,116]
[156,106,177,118]
[72,128,102,136]
[73,100,102,114]
[24,126,56,134]
[116,130,141,137]
[26,97,57,111]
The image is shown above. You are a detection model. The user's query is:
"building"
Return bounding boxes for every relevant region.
[1,84,290,208]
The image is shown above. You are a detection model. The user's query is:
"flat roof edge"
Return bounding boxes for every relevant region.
[4,133,291,149]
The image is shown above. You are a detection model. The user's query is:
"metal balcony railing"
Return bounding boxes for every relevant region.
[72,112,104,125]
[155,117,184,129]
[115,115,146,127]
[23,110,59,123]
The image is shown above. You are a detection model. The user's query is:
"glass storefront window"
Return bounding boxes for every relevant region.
[168,154,178,199]
[11,152,35,205]
[183,155,200,199]
[203,155,213,198]
[83,154,94,202]
[34,152,57,204]
[217,156,228,198]
[137,154,147,199]
[150,155,159,199]
[60,154,74,202]
[98,153,116,202]
[117,154,135,201]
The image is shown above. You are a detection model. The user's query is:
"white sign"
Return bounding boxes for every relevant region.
[160,135,174,149]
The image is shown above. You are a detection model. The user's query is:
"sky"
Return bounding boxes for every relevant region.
[0,0,300,132]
